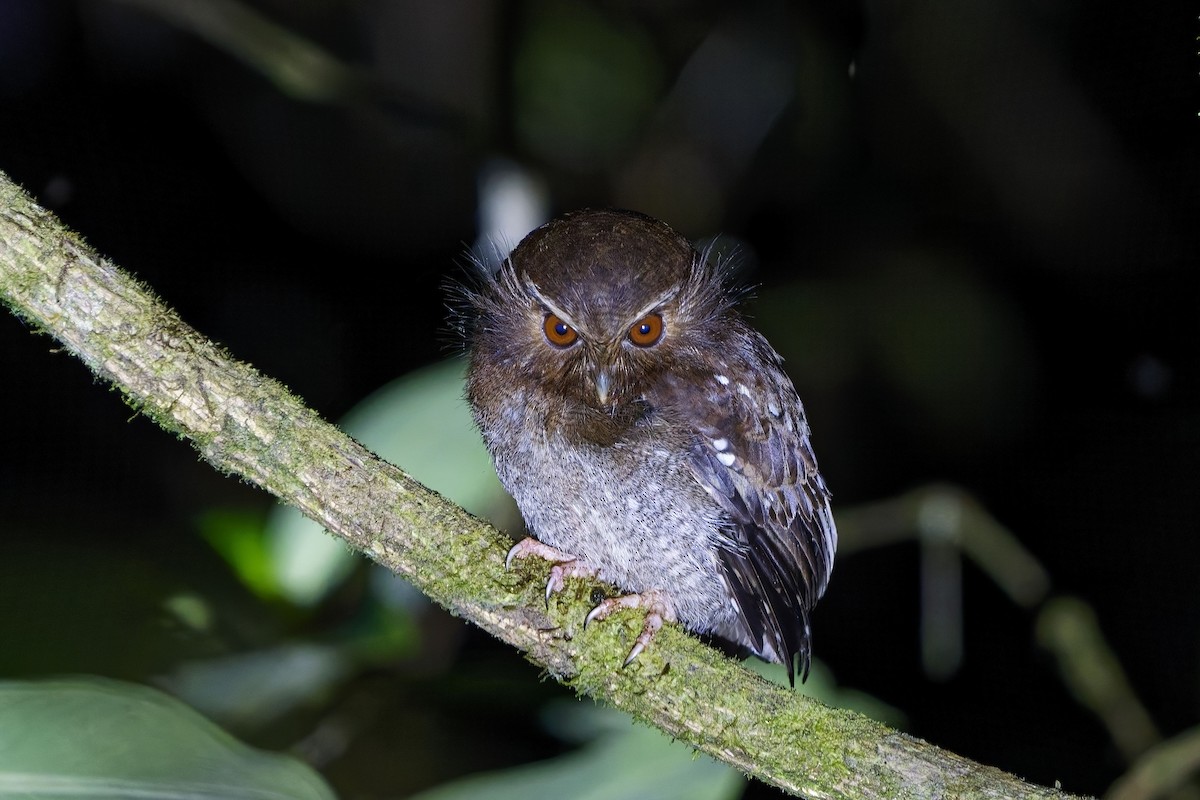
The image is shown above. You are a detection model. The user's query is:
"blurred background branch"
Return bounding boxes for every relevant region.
[113,0,361,104]
[837,484,1198,800]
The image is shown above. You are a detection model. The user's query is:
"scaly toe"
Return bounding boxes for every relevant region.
[506,537,575,570]
[505,537,601,606]
[582,589,676,667]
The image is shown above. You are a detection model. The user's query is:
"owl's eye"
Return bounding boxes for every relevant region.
[542,313,578,348]
[627,313,664,347]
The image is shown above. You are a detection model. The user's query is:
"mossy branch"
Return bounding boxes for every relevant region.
[0,169,1087,799]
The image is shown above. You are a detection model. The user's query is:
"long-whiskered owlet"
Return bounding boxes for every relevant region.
[460,208,836,684]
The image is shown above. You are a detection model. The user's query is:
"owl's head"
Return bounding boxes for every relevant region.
[464,209,740,413]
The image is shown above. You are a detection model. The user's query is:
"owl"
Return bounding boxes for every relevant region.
[460,208,836,684]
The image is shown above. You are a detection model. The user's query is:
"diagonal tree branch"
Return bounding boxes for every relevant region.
[0,169,1087,799]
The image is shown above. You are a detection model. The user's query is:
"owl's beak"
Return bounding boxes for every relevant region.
[595,369,612,405]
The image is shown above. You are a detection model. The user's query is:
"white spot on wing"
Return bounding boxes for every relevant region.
[711,437,729,451]
[716,451,737,467]
[714,374,730,385]
[737,383,752,397]
[767,400,781,416]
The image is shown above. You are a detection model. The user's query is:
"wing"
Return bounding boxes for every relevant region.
[662,334,836,685]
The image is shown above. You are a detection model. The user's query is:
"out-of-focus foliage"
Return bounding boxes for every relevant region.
[514,0,664,171]
[0,678,336,799]
[409,703,743,800]
[248,357,516,609]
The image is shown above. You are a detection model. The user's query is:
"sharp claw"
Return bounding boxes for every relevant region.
[583,602,606,628]
[622,641,645,667]
[504,542,521,571]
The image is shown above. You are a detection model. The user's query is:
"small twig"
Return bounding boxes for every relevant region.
[1037,598,1162,764]
[836,484,1052,608]
[1105,725,1200,800]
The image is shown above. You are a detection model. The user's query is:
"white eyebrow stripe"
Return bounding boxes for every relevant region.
[524,277,677,338]
[629,285,679,322]
[525,278,582,330]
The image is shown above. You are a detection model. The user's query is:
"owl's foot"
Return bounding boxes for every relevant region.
[505,537,600,605]
[584,588,677,667]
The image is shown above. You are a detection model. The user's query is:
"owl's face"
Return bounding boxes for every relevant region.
[467,209,737,416]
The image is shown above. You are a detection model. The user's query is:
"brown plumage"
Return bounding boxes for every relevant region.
[457,208,836,684]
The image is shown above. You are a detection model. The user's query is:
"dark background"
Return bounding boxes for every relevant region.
[2,1,1197,798]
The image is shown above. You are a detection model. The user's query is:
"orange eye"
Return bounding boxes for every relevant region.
[543,313,578,347]
[628,313,664,347]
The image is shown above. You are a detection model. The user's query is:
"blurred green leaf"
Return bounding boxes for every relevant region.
[514,0,663,170]
[155,643,352,732]
[334,584,422,664]
[198,508,282,601]
[262,357,514,607]
[155,575,419,732]
[262,515,356,608]
[335,357,510,522]
[0,677,336,799]
[409,703,743,800]
[168,360,485,731]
